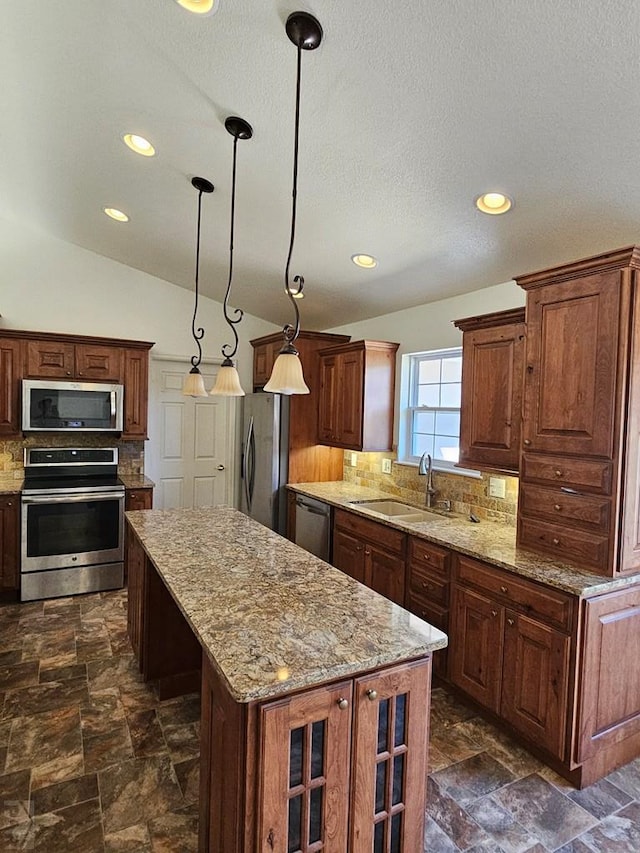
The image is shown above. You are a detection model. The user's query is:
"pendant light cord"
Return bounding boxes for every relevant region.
[221,134,244,360]
[190,187,206,369]
[283,40,304,346]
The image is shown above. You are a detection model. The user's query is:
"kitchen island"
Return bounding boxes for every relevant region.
[125,506,447,853]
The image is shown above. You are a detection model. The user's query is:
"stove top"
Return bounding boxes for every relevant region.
[22,447,124,496]
[22,475,125,496]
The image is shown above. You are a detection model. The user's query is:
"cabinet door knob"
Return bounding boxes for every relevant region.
[523,439,531,446]
[366,689,378,701]
[337,697,349,710]
[66,371,72,376]
[554,504,561,511]
[500,585,508,594]
[507,618,515,627]
[553,538,560,546]
[356,545,362,552]
[421,581,431,590]
[491,609,498,617]
[6,501,12,507]
[555,470,563,478]
[364,549,370,556]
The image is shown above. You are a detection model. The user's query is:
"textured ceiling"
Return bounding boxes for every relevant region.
[3,1,640,329]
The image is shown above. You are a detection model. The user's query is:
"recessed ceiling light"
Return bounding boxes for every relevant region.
[351,254,378,269]
[475,192,513,215]
[174,0,219,15]
[123,134,156,157]
[104,208,129,222]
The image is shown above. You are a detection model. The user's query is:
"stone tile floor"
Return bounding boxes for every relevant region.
[0,588,639,851]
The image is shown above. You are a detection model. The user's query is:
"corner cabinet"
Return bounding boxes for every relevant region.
[454,308,525,474]
[200,653,431,853]
[318,340,399,451]
[515,246,640,575]
[250,331,350,484]
[0,330,153,440]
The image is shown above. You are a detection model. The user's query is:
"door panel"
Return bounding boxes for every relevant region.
[522,272,620,457]
[501,611,570,760]
[147,359,233,510]
[339,350,364,447]
[450,586,503,712]
[368,544,405,605]
[332,529,366,584]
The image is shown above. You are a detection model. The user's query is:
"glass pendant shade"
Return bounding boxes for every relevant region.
[182,367,208,397]
[264,349,310,395]
[210,359,245,396]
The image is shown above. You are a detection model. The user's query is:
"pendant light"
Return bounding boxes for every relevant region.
[183,176,214,397]
[264,11,323,396]
[210,116,253,397]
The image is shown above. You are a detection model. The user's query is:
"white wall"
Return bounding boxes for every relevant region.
[0,216,278,389]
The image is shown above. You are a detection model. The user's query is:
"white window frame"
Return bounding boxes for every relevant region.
[399,347,479,477]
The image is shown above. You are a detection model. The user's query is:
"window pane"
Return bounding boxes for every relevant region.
[435,411,460,437]
[374,821,385,853]
[394,694,406,747]
[413,411,435,434]
[392,754,405,806]
[440,383,461,407]
[288,796,302,853]
[412,433,434,458]
[391,813,403,853]
[441,356,462,382]
[377,698,389,753]
[418,358,441,383]
[311,721,325,779]
[309,787,323,844]
[435,438,459,463]
[417,384,440,407]
[375,761,387,813]
[289,727,304,787]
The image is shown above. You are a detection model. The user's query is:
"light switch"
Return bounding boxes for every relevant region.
[489,477,506,499]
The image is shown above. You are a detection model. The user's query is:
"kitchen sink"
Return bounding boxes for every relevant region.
[349,500,437,523]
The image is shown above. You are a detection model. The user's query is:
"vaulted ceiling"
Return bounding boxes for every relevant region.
[4,1,640,329]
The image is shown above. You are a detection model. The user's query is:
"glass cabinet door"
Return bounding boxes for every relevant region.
[258,681,352,852]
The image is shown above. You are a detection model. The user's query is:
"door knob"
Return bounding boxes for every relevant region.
[217,464,225,471]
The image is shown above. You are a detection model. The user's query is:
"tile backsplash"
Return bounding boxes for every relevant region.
[342,452,518,525]
[0,435,145,479]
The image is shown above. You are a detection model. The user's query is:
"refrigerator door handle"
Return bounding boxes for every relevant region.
[244,416,255,511]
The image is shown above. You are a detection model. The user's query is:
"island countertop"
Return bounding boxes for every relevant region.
[287,481,640,598]
[125,506,447,704]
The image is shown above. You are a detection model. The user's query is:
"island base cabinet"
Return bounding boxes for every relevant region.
[199,658,432,853]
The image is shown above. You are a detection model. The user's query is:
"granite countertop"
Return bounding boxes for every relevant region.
[0,475,23,495]
[120,474,155,489]
[287,482,640,598]
[125,507,447,704]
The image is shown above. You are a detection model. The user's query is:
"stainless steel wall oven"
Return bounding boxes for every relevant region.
[21,447,125,601]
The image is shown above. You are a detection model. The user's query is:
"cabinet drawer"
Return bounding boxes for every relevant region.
[408,537,450,576]
[518,517,610,575]
[406,597,448,632]
[520,484,611,532]
[455,554,574,631]
[521,453,613,495]
[334,509,406,555]
[408,563,449,607]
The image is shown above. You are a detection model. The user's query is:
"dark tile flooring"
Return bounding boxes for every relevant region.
[0,590,639,851]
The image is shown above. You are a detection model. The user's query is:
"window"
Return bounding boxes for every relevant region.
[401,348,463,469]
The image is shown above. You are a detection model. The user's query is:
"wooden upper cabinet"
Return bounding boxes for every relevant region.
[454,308,525,474]
[318,340,399,452]
[123,347,150,439]
[26,340,123,381]
[520,271,620,458]
[250,331,350,485]
[0,338,22,436]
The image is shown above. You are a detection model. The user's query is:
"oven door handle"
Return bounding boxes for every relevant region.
[22,493,125,505]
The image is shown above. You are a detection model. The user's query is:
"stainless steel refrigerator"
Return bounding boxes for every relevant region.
[240,393,290,535]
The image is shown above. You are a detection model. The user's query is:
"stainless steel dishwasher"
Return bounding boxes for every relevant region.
[294,495,332,561]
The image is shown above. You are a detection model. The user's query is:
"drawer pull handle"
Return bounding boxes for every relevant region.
[555,470,563,478]
[500,585,508,594]
[421,582,431,590]
[337,698,349,710]
[423,553,431,561]
[491,609,498,617]
[366,689,378,701]
[553,538,560,546]
[523,439,531,446]
[507,618,515,627]
[554,504,561,511]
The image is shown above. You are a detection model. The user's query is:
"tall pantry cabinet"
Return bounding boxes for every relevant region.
[516,246,640,576]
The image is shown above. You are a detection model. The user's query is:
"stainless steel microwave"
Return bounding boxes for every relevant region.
[22,379,124,432]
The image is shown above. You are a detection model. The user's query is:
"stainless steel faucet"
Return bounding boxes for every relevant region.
[418,451,437,507]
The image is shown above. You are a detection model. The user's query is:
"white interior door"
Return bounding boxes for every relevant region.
[146,357,238,510]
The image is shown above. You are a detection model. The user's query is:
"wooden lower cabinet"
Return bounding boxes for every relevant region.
[200,656,431,853]
[405,537,451,679]
[450,555,573,761]
[0,494,19,594]
[125,487,153,511]
[332,511,406,605]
